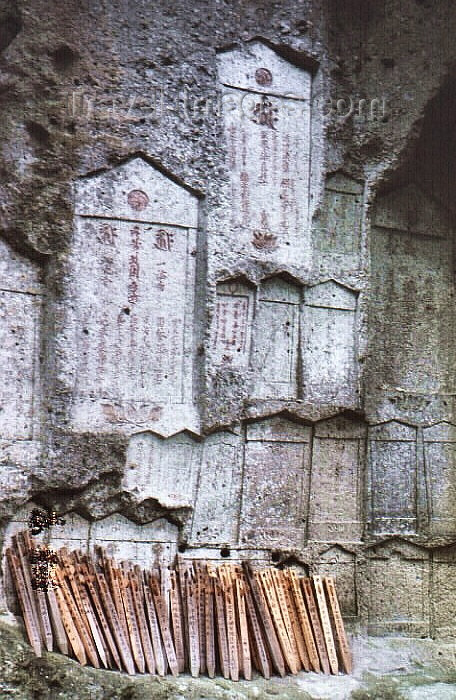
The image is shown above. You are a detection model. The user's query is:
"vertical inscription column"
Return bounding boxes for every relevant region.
[423,422,456,536]
[251,276,301,399]
[63,157,199,435]
[309,414,366,543]
[217,41,312,267]
[302,280,359,407]
[211,278,255,368]
[239,415,312,549]
[190,430,243,545]
[368,421,418,534]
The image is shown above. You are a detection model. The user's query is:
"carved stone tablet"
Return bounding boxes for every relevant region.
[62,157,199,436]
[217,41,312,267]
[315,546,357,619]
[190,431,243,545]
[367,541,430,637]
[368,421,418,534]
[0,239,42,441]
[211,279,255,368]
[251,276,301,399]
[239,415,311,548]
[423,422,456,536]
[432,545,456,639]
[309,414,366,542]
[90,514,178,569]
[313,173,363,274]
[302,280,358,407]
[123,430,201,509]
[370,185,452,395]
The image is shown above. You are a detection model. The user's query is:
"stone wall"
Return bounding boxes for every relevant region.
[1,0,456,642]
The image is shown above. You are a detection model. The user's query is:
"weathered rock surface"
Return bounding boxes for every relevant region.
[2,620,456,699]
[1,0,456,690]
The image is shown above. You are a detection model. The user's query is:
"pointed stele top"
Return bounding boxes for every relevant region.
[374,182,449,237]
[317,544,355,563]
[325,172,363,195]
[423,421,456,442]
[305,279,358,310]
[369,419,417,441]
[75,157,198,228]
[217,40,311,99]
[246,413,311,443]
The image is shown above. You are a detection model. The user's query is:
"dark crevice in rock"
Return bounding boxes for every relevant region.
[0,11,21,53]
[26,120,51,147]
[51,44,78,72]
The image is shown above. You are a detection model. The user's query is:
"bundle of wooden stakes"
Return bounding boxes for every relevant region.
[6,531,352,679]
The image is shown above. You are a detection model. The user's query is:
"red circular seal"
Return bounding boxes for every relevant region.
[255,67,273,86]
[127,189,149,211]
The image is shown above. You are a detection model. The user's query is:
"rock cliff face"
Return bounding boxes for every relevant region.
[1,0,456,659]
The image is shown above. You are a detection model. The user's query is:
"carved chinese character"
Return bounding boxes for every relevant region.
[128,279,138,304]
[98,223,118,245]
[251,95,278,129]
[129,254,140,279]
[154,229,174,251]
[130,225,141,250]
[157,268,168,291]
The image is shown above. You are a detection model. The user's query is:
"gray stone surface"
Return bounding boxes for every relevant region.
[1,0,456,689]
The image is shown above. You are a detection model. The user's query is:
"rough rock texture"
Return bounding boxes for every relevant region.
[2,620,456,699]
[1,0,456,692]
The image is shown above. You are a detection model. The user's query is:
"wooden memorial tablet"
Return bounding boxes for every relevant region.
[301,577,331,674]
[77,573,109,668]
[270,569,300,673]
[61,554,95,650]
[35,589,53,652]
[219,565,239,681]
[313,576,339,675]
[119,567,145,673]
[170,570,186,673]
[47,587,69,655]
[195,562,207,675]
[84,561,121,670]
[235,573,252,680]
[144,578,166,676]
[243,580,271,679]
[260,569,297,675]
[204,571,216,679]
[186,575,201,677]
[280,570,310,671]
[7,548,42,658]
[243,563,285,677]
[130,569,156,675]
[288,570,320,673]
[150,573,179,676]
[324,576,352,674]
[209,564,229,680]
[13,535,42,647]
[54,564,100,668]
[95,570,135,675]
[53,568,86,665]
[104,557,129,644]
